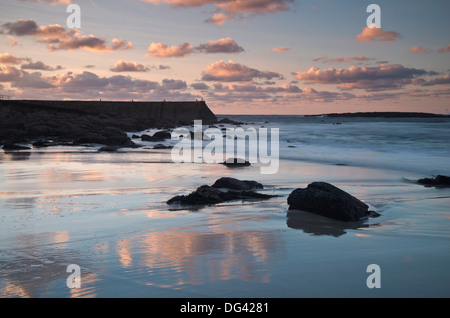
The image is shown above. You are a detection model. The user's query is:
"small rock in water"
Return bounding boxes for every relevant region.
[221,158,251,167]
[417,175,450,188]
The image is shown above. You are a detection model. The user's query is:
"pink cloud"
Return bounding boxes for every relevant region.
[408,46,432,53]
[1,19,133,52]
[7,36,18,46]
[146,38,244,58]
[204,13,229,26]
[0,53,29,64]
[355,27,401,42]
[437,44,450,53]
[143,0,296,25]
[146,42,194,58]
[201,60,283,82]
[272,47,290,53]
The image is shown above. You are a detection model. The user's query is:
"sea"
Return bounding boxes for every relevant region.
[0,115,449,299]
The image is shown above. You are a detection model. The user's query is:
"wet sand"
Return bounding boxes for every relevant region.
[1,147,450,298]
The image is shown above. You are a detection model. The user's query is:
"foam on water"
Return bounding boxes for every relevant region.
[222,115,450,176]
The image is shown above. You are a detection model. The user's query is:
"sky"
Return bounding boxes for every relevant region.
[0,0,449,115]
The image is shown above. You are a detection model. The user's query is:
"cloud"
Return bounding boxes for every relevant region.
[204,13,229,26]
[191,82,210,90]
[201,60,283,82]
[110,60,150,72]
[1,19,133,52]
[160,79,187,90]
[0,53,29,64]
[21,60,63,71]
[143,0,296,25]
[0,65,22,82]
[294,64,431,91]
[7,36,18,46]
[313,56,377,64]
[20,0,71,4]
[146,38,244,58]
[1,19,39,36]
[408,46,432,53]
[438,44,450,53]
[421,75,450,86]
[355,27,401,42]
[46,36,134,52]
[195,37,244,53]
[11,70,56,89]
[272,47,290,53]
[146,42,194,58]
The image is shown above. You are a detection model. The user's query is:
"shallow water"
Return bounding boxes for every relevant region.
[1,116,450,298]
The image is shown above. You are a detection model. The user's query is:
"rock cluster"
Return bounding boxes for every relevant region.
[167,177,274,206]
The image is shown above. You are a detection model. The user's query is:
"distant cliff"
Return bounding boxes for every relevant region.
[0,99,217,147]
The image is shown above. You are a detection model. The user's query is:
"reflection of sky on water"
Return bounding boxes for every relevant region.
[1,148,450,297]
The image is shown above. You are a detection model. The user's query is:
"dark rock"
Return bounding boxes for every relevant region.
[140,134,153,141]
[2,143,31,150]
[73,132,106,145]
[417,175,450,188]
[217,118,244,125]
[132,134,140,139]
[32,139,49,148]
[153,144,173,149]
[287,182,378,222]
[101,126,127,138]
[211,177,263,190]
[167,178,275,206]
[221,158,251,167]
[167,185,274,206]
[141,130,172,141]
[98,146,120,152]
[152,130,172,140]
[104,135,129,146]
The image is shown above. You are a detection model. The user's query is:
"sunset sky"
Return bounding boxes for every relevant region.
[1,0,449,114]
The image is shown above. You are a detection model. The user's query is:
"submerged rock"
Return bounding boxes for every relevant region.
[167,178,275,206]
[417,175,450,188]
[287,182,379,222]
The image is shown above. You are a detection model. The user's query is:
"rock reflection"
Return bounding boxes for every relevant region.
[286,210,370,237]
[1,151,31,161]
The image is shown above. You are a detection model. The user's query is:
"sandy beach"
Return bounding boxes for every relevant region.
[1,115,449,298]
